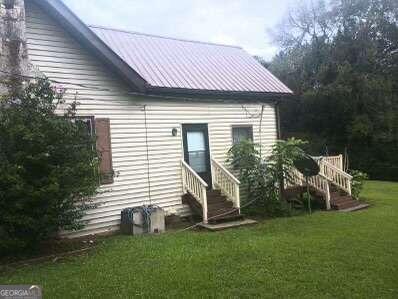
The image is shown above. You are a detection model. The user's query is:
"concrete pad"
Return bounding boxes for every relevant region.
[339,203,370,212]
[199,219,257,231]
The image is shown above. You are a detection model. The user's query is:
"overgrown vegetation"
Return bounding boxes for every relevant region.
[227,138,307,216]
[0,78,100,255]
[350,170,370,199]
[269,0,398,181]
[1,181,397,298]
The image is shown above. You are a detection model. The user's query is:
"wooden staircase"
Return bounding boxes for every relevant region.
[286,155,369,212]
[329,189,368,211]
[181,158,241,224]
[183,189,242,223]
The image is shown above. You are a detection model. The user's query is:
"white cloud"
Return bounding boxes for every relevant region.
[63,0,294,60]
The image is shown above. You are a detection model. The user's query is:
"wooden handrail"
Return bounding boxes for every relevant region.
[286,154,353,210]
[286,167,332,210]
[181,160,208,187]
[211,158,240,209]
[181,159,208,223]
[318,159,352,195]
[211,159,240,184]
[322,155,344,170]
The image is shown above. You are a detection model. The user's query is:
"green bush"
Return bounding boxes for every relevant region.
[227,138,307,217]
[0,78,100,254]
[350,170,369,199]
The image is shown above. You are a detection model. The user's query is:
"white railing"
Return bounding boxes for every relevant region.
[181,160,208,223]
[287,167,331,210]
[318,159,352,195]
[322,155,343,170]
[211,158,241,209]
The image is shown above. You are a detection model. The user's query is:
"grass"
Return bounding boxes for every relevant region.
[1,180,397,298]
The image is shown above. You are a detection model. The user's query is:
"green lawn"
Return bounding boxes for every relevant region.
[1,181,398,298]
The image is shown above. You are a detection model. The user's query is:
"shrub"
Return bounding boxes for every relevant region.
[0,78,100,254]
[227,138,307,217]
[350,170,369,199]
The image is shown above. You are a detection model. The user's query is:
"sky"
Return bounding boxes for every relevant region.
[62,0,296,61]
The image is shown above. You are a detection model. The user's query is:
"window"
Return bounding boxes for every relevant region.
[232,126,253,145]
[76,117,95,136]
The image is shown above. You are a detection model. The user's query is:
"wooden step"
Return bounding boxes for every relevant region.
[207,190,222,197]
[208,212,243,224]
[208,201,233,210]
[208,207,239,218]
[182,190,241,223]
[207,195,229,203]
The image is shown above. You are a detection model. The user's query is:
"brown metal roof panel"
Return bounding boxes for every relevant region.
[89,25,293,94]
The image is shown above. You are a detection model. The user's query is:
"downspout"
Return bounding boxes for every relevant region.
[275,99,284,199]
[275,100,282,140]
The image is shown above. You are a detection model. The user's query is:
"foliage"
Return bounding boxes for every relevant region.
[266,138,308,195]
[350,170,369,198]
[1,181,397,298]
[227,138,307,216]
[269,0,398,181]
[0,78,100,254]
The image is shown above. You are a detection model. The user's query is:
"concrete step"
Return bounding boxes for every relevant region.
[199,219,257,231]
[332,200,361,210]
[338,203,370,212]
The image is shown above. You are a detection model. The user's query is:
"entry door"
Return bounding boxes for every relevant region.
[182,124,212,188]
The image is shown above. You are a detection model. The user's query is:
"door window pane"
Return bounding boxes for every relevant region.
[188,151,206,173]
[187,131,206,173]
[187,132,205,151]
[232,126,253,145]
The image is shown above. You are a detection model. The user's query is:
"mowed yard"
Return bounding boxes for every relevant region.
[1,181,397,298]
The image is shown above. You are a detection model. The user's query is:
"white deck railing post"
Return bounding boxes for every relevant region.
[325,182,331,210]
[202,185,208,223]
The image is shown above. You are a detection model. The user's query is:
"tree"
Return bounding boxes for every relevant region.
[227,138,307,216]
[269,0,398,180]
[0,78,100,254]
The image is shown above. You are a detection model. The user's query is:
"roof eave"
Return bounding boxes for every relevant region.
[146,86,294,101]
[32,0,148,92]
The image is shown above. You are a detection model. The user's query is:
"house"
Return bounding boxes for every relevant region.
[4,0,292,237]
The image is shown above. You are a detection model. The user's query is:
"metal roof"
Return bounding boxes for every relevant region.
[90,25,292,95]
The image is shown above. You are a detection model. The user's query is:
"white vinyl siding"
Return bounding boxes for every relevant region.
[25,2,278,237]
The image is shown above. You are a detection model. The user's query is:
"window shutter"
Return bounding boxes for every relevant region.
[95,118,114,184]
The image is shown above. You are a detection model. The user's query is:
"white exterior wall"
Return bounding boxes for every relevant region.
[25,2,278,237]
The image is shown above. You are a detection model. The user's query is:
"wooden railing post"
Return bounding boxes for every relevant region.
[202,185,208,223]
[181,161,186,193]
[339,154,343,170]
[325,182,331,210]
[181,159,209,222]
[235,185,240,210]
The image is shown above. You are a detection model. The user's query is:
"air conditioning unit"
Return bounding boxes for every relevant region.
[121,205,165,235]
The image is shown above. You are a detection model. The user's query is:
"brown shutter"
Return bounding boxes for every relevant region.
[95,118,114,184]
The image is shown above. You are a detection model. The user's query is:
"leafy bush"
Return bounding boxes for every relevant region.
[0,78,100,254]
[227,138,307,217]
[350,170,369,199]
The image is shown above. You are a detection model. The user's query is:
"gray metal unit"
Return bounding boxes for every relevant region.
[148,208,165,233]
[120,206,165,235]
